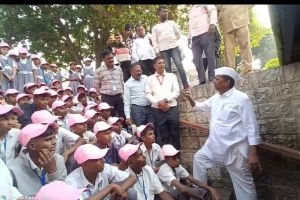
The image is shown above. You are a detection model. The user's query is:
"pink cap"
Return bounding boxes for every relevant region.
[0,42,10,49]
[41,60,49,65]
[93,121,111,134]
[76,65,82,69]
[30,54,40,60]
[62,95,72,102]
[35,180,87,200]
[65,87,73,92]
[19,123,52,146]
[52,100,66,110]
[50,63,57,67]
[108,117,124,126]
[16,93,32,102]
[4,89,20,96]
[68,114,88,127]
[136,123,153,138]
[40,86,49,91]
[19,47,29,54]
[69,62,76,66]
[88,88,98,94]
[77,85,86,90]
[51,79,60,86]
[84,109,100,120]
[0,105,23,116]
[39,82,47,87]
[74,144,109,164]
[31,110,58,124]
[24,82,38,90]
[8,49,18,56]
[84,103,97,112]
[98,102,113,111]
[162,144,181,158]
[33,88,50,96]
[47,89,58,97]
[119,143,141,162]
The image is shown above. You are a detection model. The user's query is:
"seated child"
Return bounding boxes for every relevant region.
[119,143,173,200]
[136,123,164,172]
[88,88,101,104]
[51,79,62,90]
[94,121,120,165]
[84,109,100,132]
[16,93,31,107]
[47,89,58,112]
[65,144,137,200]
[57,89,65,100]
[0,91,6,105]
[23,82,39,95]
[52,100,70,130]
[98,102,113,123]
[5,89,19,106]
[0,105,23,164]
[108,117,136,149]
[65,87,74,97]
[35,180,128,200]
[7,123,67,196]
[157,144,221,200]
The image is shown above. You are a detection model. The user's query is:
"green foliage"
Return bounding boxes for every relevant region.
[263,57,280,70]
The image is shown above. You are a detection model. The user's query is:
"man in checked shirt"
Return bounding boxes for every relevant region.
[93,50,126,120]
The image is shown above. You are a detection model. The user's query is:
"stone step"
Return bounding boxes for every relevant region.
[215,187,235,200]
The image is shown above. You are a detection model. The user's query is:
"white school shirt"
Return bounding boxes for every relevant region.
[65,131,96,149]
[140,143,164,168]
[55,127,80,155]
[111,130,132,147]
[145,72,180,108]
[131,35,156,63]
[0,128,20,165]
[0,158,23,199]
[126,165,164,200]
[65,164,129,200]
[193,87,261,164]
[156,163,189,192]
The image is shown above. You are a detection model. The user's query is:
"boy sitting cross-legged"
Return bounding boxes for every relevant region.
[65,143,137,200]
[119,143,174,200]
[157,144,221,200]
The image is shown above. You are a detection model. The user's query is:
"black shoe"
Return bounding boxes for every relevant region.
[199,81,207,85]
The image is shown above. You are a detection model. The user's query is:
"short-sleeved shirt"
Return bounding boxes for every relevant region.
[55,127,80,155]
[156,163,189,192]
[0,128,21,165]
[140,143,164,168]
[65,164,129,200]
[126,165,165,200]
[111,130,132,147]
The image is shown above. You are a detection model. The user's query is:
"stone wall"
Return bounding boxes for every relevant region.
[178,62,300,199]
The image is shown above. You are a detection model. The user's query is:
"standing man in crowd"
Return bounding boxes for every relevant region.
[216,5,254,74]
[188,4,218,85]
[124,63,154,126]
[93,50,126,120]
[146,56,181,150]
[125,23,138,56]
[185,66,262,200]
[152,5,190,90]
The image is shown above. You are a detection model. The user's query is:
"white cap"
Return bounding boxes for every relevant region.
[215,67,241,83]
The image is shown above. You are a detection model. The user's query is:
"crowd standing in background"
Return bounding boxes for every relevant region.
[0,4,261,200]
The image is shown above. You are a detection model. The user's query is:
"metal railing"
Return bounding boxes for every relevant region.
[179,119,300,161]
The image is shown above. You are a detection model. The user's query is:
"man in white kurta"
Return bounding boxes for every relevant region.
[185,66,261,200]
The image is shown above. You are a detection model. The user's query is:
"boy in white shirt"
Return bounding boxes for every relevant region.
[157,144,220,200]
[136,123,164,172]
[65,144,137,200]
[119,143,173,200]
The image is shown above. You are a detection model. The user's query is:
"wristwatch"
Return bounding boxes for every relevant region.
[164,98,169,103]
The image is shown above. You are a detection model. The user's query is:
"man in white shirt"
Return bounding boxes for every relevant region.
[131,24,156,76]
[152,5,190,89]
[184,66,262,200]
[145,56,181,150]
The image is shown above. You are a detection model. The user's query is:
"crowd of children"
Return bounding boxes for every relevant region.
[0,79,221,200]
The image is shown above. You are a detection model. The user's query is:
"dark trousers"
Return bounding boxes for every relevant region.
[120,60,131,83]
[192,32,216,83]
[152,106,181,150]
[138,59,155,76]
[131,104,155,126]
[160,47,189,87]
[100,93,126,120]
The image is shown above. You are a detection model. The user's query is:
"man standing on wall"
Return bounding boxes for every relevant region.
[184,66,262,200]
[152,5,190,90]
[216,5,255,74]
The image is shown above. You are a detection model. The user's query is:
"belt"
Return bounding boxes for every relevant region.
[132,104,151,108]
[101,93,121,97]
[85,75,93,78]
[19,71,33,75]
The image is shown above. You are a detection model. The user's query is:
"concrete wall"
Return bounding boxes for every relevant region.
[178,62,300,199]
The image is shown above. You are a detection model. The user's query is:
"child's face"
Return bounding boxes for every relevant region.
[90,92,97,98]
[78,96,87,105]
[27,86,38,95]
[83,158,105,174]
[113,121,123,134]
[33,94,50,110]
[100,109,111,119]
[6,94,18,105]
[53,82,61,88]
[0,95,6,105]
[77,88,85,94]
[11,113,20,129]
[70,64,76,70]
[0,47,9,56]
[96,129,112,145]
[32,58,40,66]
[51,66,58,72]
[165,153,181,168]
[48,96,58,106]
[141,128,155,144]
[71,122,87,135]
[128,149,146,169]
[65,90,73,96]
[53,105,67,118]
[0,113,13,133]
[65,99,73,108]
[87,114,99,127]
[28,128,57,154]
[18,97,31,105]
